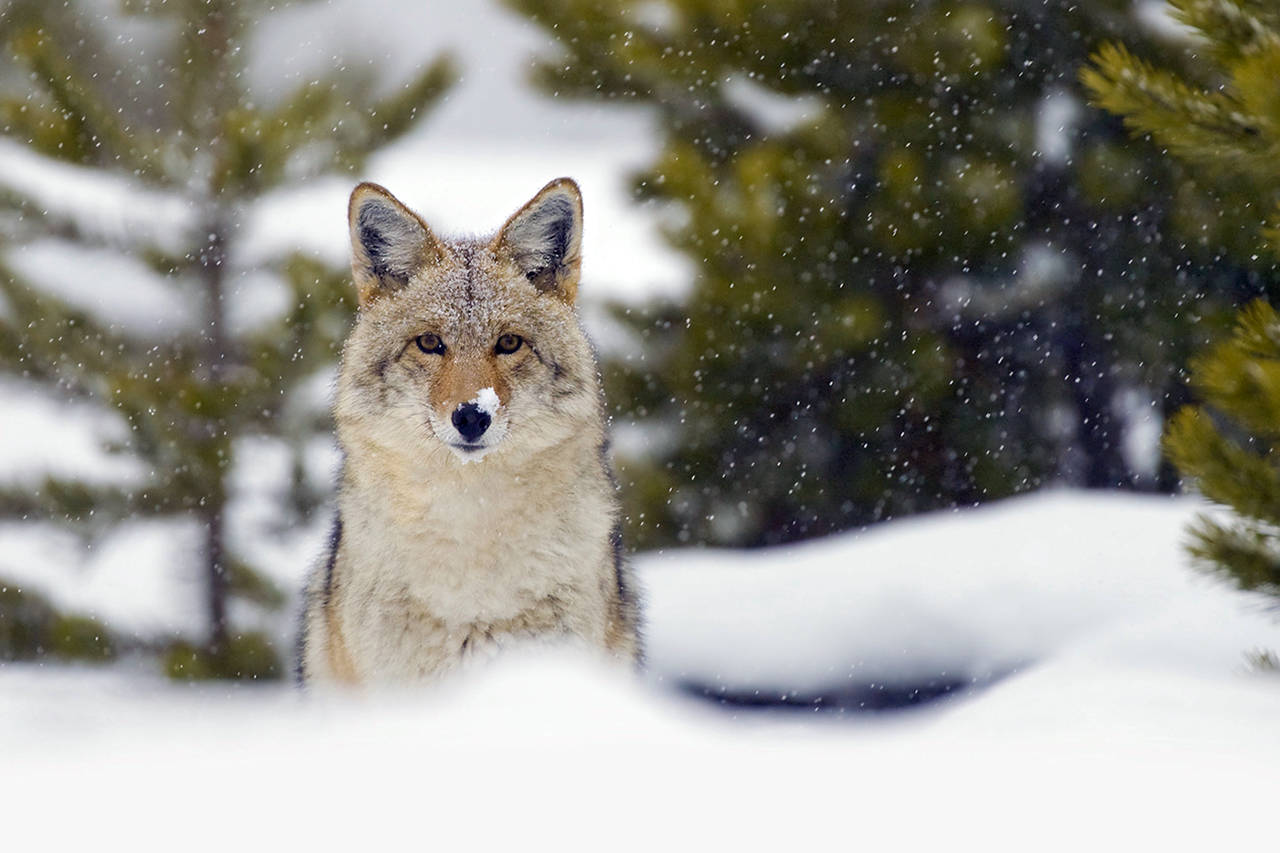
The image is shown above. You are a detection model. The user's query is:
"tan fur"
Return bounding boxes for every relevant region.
[430,355,510,414]
[322,599,359,684]
[300,178,641,687]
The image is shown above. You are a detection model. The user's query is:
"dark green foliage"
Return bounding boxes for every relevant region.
[48,613,117,662]
[1164,303,1280,594]
[1084,1,1280,183]
[510,0,1270,548]
[0,0,452,675]
[1087,1,1280,599]
[162,631,280,681]
[0,580,116,663]
[0,582,55,662]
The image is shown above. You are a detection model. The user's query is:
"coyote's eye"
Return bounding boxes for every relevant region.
[415,333,445,355]
[495,334,523,355]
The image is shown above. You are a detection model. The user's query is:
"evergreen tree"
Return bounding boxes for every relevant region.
[510,0,1268,549]
[1085,0,1280,596]
[0,0,453,675]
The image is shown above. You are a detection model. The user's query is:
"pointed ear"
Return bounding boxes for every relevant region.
[348,182,442,307]
[493,178,583,302]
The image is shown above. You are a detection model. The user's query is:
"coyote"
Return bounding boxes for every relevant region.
[300,178,640,686]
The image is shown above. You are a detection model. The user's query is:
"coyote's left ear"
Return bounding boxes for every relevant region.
[493,178,583,302]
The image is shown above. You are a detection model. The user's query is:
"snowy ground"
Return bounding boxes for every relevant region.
[2,653,1275,850]
[3,492,1278,848]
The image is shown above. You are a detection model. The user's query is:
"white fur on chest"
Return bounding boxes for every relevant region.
[346,469,607,619]
[333,441,615,681]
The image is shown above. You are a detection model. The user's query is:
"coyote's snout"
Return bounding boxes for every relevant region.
[299,178,641,686]
[421,341,512,462]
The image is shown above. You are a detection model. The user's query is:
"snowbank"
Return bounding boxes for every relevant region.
[3,491,1279,847]
[642,491,1280,701]
[0,650,1275,850]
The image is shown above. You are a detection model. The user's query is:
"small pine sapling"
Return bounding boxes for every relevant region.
[1086,0,1280,634]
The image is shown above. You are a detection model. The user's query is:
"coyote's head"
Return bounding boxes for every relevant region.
[335,178,600,466]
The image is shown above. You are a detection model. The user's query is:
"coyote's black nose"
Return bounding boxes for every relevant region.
[451,402,491,443]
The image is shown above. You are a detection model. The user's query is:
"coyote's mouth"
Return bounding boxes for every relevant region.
[446,441,495,463]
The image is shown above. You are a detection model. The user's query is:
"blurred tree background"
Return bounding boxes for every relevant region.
[0,0,452,676]
[1086,0,1280,604]
[2,0,1279,677]
[509,0,1280,548]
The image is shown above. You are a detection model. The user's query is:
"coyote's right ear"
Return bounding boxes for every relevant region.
[348,183,442,307]
[494,178,583,302]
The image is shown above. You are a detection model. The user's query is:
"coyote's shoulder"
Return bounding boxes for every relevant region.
[300,178,640,686]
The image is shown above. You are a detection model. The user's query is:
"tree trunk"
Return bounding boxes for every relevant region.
[193,2,235,653]
[204,506,228,652]
[199,216,230,651]
[1062,320,1133,489]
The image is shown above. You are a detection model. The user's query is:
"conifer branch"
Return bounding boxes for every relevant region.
[1082,43,1272,174]
[4,26,163,181]
[1165,407,1280,530]
[1186,515,1280,592]
[1170,0,1280,60]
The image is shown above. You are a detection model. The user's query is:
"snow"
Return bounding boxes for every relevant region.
[222,435,335,635]
[1035,89,1080,165]
[0,648,1276,849]
[3,491,1279,848]
[0,432,329,640]
[0,518,205,635]
[4,238,199,336]
[1137,0,1200,41]
[644,491,1280,700]
[721,74,825,134]
[0,379,145,488]
[472,386,501,416]
[2,2,1279,841]
[7,488,1276,693]
[0,137,194,255]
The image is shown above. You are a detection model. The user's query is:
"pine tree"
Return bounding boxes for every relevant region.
[509,0,1269,549]
[0,0,453,675]
[1085,0,1280,597]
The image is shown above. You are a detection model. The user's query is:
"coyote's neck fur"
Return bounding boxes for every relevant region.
[300,178,640,687]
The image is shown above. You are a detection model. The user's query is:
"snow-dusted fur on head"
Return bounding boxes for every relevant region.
[301,178,640,687]
[337,178,597,465]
